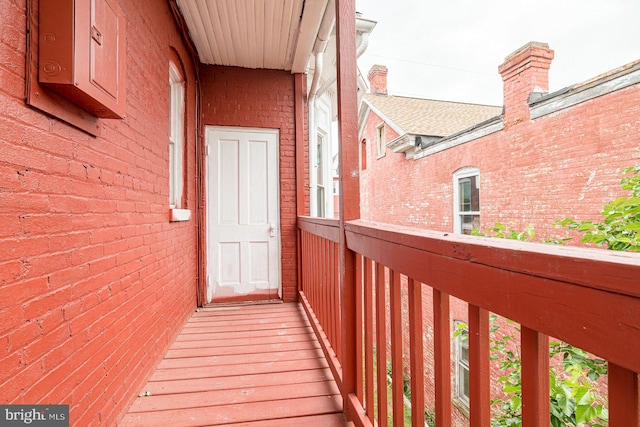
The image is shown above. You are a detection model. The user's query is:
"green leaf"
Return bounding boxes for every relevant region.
[575,404,597,423]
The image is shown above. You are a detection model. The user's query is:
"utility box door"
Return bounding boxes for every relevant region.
[39,0,126,119]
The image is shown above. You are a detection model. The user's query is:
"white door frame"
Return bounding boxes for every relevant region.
[205,126,282,303]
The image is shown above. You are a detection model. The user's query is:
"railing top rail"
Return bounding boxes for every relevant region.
[344,219,640,373]
[298,216,341,243]
[345,219,640,297]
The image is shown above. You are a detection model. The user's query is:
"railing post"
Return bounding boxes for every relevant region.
[609,362,639,427]
[335,0,359,421]
[521,327,549,427]
[468,304,491,426]
[434,290,452,427]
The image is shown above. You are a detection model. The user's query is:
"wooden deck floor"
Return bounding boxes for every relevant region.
[121,303,350,427]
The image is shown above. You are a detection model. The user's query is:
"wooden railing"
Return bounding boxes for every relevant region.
[298,217,640,427]
[298,217,344,388]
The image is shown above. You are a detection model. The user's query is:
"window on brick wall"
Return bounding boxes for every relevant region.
[361,138,367,170]
[453,167,480,234]
[169,62,185,209]
[376,123,386,158]
[454,320,470,411]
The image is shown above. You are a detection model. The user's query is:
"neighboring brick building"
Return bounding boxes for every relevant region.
[360,42,640,239]
[359,42,640,424]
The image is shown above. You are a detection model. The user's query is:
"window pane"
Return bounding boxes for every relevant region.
[459,178,471,211]
[461,214,480,235]
[316,135,324,185]
[317,186,325,217]
[469,175,480,211]
[462,366,470,399]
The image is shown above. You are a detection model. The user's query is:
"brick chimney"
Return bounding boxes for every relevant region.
[498,42,554,125]
[368,64,388,95]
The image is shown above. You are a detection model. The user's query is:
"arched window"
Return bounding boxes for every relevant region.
[169,62,185,208]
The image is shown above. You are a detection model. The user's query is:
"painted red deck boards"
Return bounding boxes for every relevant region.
[121,303,348,426]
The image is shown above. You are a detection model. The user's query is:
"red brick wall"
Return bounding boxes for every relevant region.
[199,66,301,303]
[0,1,198,425]
[362,85,640,243]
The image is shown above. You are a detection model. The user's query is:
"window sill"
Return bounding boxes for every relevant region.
[170,208,191,222]
[452,397,470,418]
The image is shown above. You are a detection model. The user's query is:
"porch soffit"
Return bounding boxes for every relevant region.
[176,0,329,73]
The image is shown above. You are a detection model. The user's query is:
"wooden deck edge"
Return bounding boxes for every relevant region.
[299,292,344,392]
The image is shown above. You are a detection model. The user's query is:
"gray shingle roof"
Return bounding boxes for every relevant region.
[363,93,502,137]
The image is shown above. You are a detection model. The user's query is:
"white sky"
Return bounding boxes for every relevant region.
[355,0,640,106]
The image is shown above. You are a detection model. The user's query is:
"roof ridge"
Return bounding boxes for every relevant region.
[364,92,501,108]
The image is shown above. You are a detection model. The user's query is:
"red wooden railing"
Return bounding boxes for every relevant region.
[298,216,640,427]
[298,217,344,387]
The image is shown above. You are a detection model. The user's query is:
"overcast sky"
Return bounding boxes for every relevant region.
[355,0,640,106]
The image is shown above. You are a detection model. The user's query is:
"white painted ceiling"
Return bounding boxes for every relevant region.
[176,0,329,72]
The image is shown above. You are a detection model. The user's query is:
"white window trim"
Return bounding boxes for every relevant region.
[454,320,470,412]
[453,167,480,234]
[376,122,386,159]
[169,62,185,213]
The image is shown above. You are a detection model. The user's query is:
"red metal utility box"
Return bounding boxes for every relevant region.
[38,0,126,119]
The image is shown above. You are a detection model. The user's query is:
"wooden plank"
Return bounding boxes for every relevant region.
[158,347,327,370]
[608,362,639,427]
[182,314,309,328]
[150,358,329,382]
[433,290,451,427]
[234,413,350,426]
[196,304,294,316]
[129,380,340,413]
[146,368,335,395]
[121,395,344,427]
[187,310,303,324]
[389,269,404,427]
[164,340,320,359]
[180,320,311,334]
[408,278,425,427]
[521,327,549,427]
[175,326,313,341]
[171,331,316,348]
[468,304,490,426]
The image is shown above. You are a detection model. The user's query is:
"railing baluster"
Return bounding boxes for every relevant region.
[333,240,342,361]
[375,262,388,426]
[434,289,452,427]
[521,327,549,427]
[408,278,425,427]
[364,257,375,423]
[609,362,639,427]
[390,269,404,426]
[318,239,328,348]
[468,304,490,426]
[356,254,364,402]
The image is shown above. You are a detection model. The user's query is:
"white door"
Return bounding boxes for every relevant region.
[206,126,281,303]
